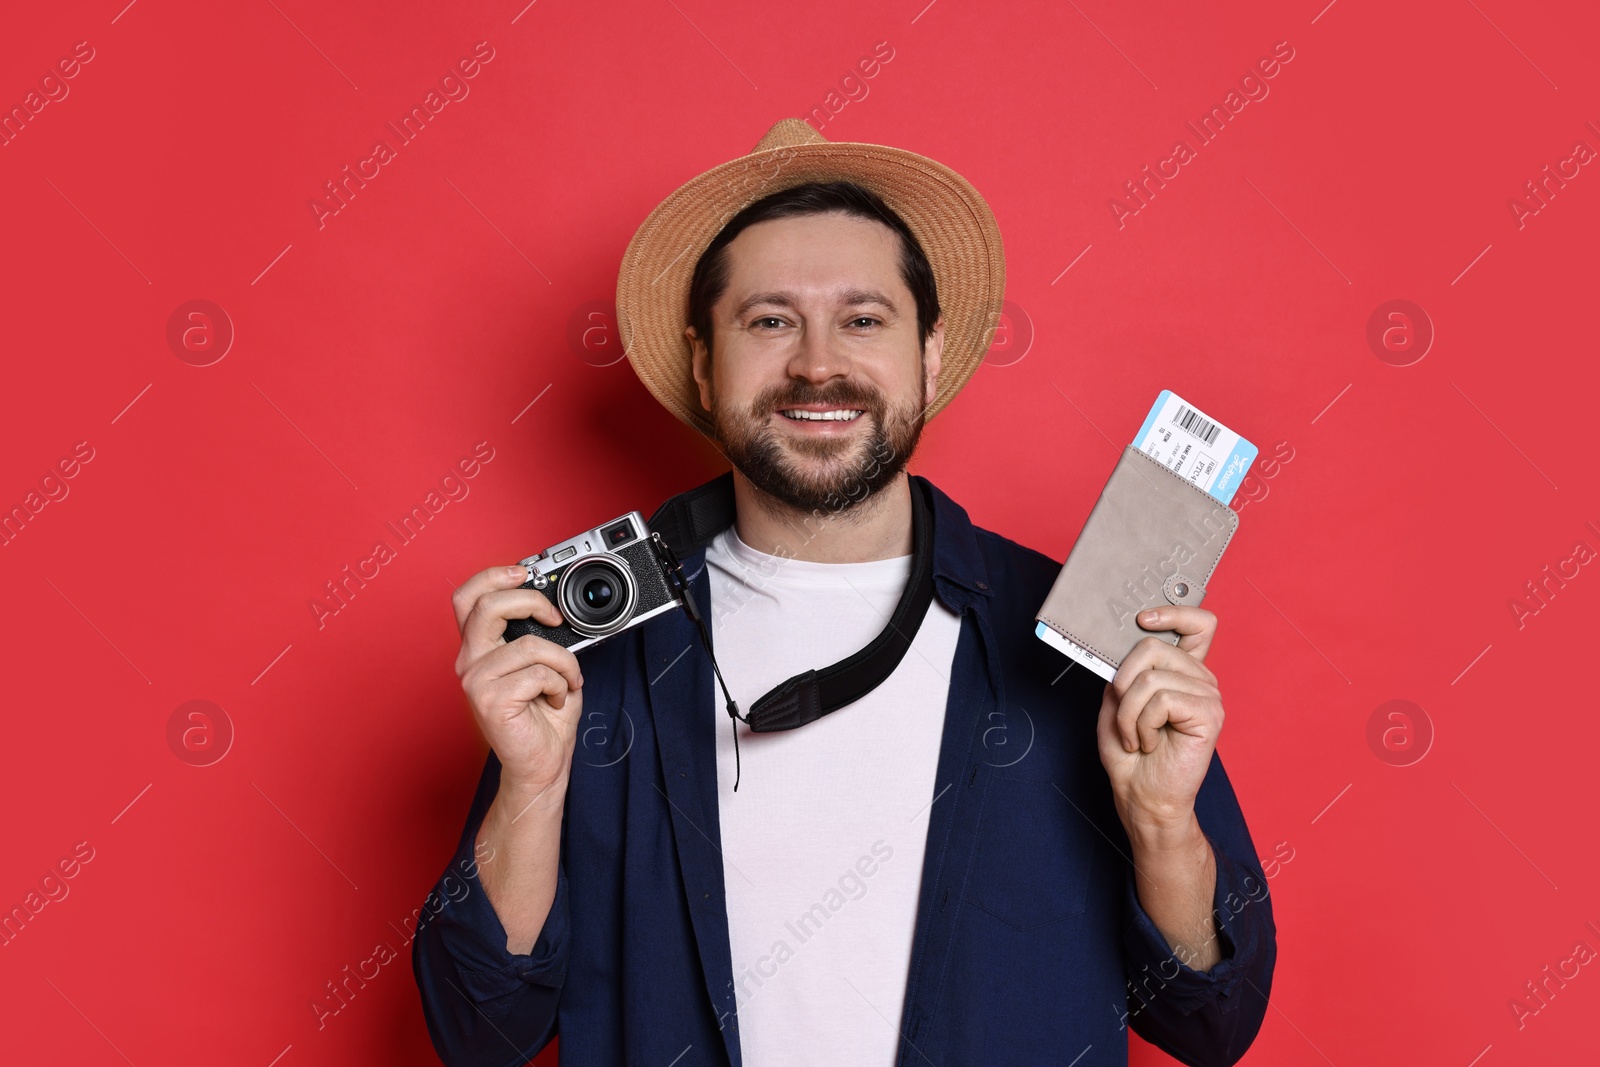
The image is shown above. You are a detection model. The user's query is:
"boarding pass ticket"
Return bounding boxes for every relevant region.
[1035,624,1120,682]
[1132,390,1257,506]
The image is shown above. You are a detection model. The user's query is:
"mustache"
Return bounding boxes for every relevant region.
[754,381,886,414]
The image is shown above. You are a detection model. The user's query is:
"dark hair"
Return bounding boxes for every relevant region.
[686,180,941,360]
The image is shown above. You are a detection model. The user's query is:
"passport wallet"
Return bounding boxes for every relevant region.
[1034,443,1241,682]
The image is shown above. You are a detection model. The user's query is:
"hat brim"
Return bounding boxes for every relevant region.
[616,137,1006,440]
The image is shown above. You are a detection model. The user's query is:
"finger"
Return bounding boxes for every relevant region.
[1112,635,1213,699]
[477,633,585,694]
[486,660,573,712]
[462,586,565,661]
[1119,670,1216,753]
[1114,667,1205,752]
[1136,605,1217,665]
[1122,666,1217,711]
[1134,687,1216,753]
[453,565,545,634]
[1096,681,1126,758]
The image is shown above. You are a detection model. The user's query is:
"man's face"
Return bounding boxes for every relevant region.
[687,211,944,516]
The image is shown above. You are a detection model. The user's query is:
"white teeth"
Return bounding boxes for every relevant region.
[780,409,863,421]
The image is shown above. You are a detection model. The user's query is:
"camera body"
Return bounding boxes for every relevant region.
[505,511,684,653]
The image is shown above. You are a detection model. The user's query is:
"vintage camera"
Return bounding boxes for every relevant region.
[504,511,685,652]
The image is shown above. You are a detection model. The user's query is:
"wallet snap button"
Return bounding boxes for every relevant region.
[1163,574,1204,606]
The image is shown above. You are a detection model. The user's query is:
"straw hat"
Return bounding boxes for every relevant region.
[615,117,1006,440]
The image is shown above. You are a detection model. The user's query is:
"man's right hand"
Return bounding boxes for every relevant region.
[447,564,581,955]
[453,565,585,795]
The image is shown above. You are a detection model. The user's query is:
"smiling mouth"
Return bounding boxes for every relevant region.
[777,408,864,422]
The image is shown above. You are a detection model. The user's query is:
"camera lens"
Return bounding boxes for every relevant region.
[558,555,637,638]
[582,576,615,610]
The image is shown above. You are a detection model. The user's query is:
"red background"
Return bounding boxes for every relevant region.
[3,0,1596,1063]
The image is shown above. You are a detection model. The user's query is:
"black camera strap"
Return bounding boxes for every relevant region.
[648,472,936,790]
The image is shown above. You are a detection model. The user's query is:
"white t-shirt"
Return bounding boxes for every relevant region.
[703,522,963,1066]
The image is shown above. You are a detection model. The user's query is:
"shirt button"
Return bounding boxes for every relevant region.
[975,580,988,590]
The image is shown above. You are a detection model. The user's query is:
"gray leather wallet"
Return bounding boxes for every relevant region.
[1035,444,1240,679]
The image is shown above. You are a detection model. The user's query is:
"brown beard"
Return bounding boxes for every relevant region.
[711,366,926,517]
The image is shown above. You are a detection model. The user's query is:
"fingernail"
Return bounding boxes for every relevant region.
[507,565,528,581]
[1140,609,1159,624]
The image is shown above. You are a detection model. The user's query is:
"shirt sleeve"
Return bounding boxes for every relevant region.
[411,749,569,1067]
[1120,750,1278,1067]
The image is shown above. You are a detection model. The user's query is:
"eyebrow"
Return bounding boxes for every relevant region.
[731,288,900,319]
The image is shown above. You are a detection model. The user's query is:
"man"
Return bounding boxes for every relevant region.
[413,118,1276,1066]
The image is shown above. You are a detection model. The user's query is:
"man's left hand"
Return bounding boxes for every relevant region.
[1096,605,1224,840]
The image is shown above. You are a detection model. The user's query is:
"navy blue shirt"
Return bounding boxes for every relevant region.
[412,474,1277,1066]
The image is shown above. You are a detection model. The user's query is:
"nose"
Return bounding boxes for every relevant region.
[785,317,851,387]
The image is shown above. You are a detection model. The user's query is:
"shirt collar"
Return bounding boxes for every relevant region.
[656,470,994,610]
[909,473,995,613]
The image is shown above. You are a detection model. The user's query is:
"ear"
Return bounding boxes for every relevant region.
[687,325,713,413]
[922,315,945,409]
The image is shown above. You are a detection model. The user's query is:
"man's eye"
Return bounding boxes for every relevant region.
[849,317,881,328]
[752,316,785,329]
